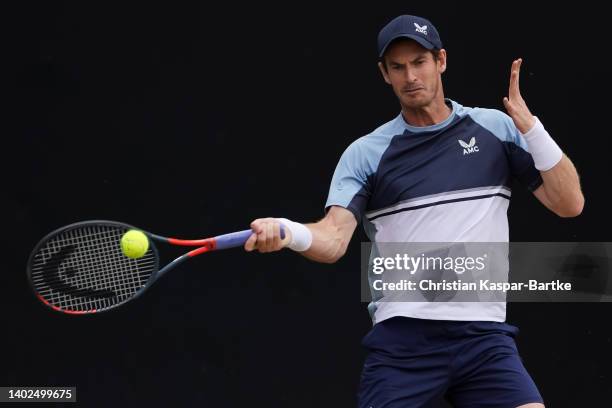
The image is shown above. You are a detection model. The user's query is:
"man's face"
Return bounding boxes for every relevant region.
[378,40,447,109]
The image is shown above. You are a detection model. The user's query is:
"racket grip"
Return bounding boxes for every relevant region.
[215,226,285,250]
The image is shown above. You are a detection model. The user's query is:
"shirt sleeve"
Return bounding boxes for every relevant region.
[325,140,370,223]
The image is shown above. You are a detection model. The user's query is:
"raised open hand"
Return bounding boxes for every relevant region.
[502,58,536,134]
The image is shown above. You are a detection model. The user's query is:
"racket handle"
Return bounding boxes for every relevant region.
[215,226,285,250]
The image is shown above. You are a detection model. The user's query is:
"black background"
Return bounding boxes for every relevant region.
[8,2,612,407]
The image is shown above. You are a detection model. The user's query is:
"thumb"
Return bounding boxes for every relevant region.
[502,97,511,112]
[244,233,258,252]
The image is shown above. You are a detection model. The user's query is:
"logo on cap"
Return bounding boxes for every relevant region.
[377,15,443,56]
[414,23,428,35]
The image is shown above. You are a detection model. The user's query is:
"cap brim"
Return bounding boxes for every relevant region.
[379,34,436,57]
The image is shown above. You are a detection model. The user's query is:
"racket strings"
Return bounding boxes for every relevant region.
[30,224,157,312]
[33,226,152,309]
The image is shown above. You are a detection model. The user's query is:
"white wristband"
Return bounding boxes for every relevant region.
[276,218,313,252]
[520,117,563,171]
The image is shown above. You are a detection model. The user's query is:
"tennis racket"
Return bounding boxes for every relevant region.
[27,220,284,315]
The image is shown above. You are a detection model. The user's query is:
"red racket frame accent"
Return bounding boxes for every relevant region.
[167,238,217,257]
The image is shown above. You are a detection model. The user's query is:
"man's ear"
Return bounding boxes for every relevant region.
[438,49,447,74]
[378,61,392,85]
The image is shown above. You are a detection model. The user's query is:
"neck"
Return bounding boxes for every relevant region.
[401,97,452,127]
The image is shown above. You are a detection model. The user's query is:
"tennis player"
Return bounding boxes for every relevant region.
[245,15,583,408]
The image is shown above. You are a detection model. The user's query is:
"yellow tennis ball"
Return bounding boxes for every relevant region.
[120,230,149,259]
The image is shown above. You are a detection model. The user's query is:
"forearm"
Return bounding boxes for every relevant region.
[301,219,351,264]
[540,155,584,217]
[519,116,584,217]
[246,207,357,260]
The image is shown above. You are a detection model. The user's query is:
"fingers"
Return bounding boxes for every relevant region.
[505,58,525,113]
[266,222,275,251]
[508,58,522,100]
[272,222,281,249]
[502,58,536,133]
[245,218,285,253]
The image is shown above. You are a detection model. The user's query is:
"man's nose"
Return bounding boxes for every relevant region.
[403,68,417,82]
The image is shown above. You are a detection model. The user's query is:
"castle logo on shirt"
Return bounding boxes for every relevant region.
[459,137,479,155]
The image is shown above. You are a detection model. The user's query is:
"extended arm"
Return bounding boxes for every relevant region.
[244,206,358,263]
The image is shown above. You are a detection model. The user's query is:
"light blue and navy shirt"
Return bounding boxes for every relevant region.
[325,99,542,323]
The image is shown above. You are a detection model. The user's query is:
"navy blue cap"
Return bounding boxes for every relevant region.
[377,15,443,57]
